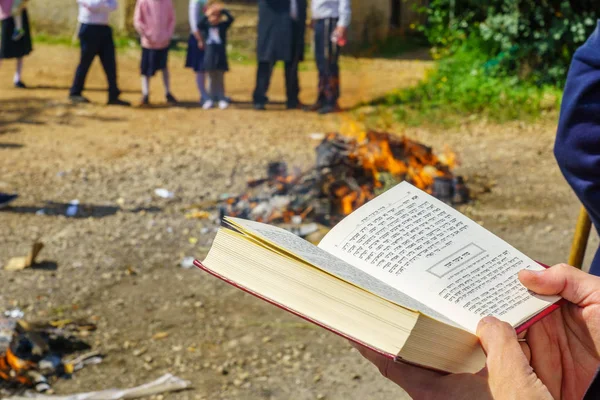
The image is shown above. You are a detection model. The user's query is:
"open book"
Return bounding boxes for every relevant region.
[195,182,560,373]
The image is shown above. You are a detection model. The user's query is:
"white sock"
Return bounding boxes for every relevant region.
[14,58,22,84]
[141,76,149,96]
[162,68,171,95]
[195,72,208,100]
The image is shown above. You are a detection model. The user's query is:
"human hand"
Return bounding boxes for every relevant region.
[517,264,600,399]
[355,264,600,399]
[333,26,347,41]
[477,316,552,399]
[353,344,492,400]
[194,32,204,49]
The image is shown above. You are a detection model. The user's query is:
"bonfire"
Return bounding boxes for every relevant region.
[218,130,468,232]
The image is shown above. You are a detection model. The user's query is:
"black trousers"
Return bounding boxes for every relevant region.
[253,20,302,107]
[314,18,340,106]
[69,24,120,100]
[252,60,300,106]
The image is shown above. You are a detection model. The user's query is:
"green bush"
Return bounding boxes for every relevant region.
[382,1,596,121]
[383,38,561,122]
[422,0,598,85]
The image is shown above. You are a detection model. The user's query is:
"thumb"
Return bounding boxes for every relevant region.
[477,317,553,399]
[477,317,531,379]
[519,264,600,306]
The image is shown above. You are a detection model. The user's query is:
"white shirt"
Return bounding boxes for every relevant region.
[206,27,222,45]
[189,0,207,33]
[311,0,351,28]
[290,0,298,21]
[77,0,118,25]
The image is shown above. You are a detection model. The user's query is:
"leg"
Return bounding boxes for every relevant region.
[202,71,216,108]
[215,71,226,102]
[162,68,171,96]
[252,61,274,105]
[323,18,341,108]
[98,27,120,101]
[313,19,328,106]
[285,60,300,108]
[14,57,23,85]
[195,71,208,103]
[69,25,99,97]
[141,75,150,96]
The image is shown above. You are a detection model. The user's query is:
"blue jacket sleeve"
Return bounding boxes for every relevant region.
[554,21,600,228]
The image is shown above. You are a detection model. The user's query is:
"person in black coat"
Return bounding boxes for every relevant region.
[554,22,600,275]
[252,0,307,110]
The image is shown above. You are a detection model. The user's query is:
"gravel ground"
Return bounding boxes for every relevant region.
[0,44,596,400]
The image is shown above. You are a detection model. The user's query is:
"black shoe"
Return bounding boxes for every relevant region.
[14,81,26,89]
[166,93,178,104]
[286,101,304,110]
[140,95,150,106]
[304,102,323,112]
[107,98,131,106]
[0,193,18,208]
[69,94,90,104]
[253,103,266,111]
[317,105,337,115]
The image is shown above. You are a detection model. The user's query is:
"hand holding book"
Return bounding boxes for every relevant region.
[355,264,600,400]
[197,182,561,373]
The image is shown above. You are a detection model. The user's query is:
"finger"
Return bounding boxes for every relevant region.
[477,317,532,378]
[519,264,600,305]
[520,342,531,363]
[352,342,442,391]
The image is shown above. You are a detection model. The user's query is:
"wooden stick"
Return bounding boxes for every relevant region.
[569,206,592,269]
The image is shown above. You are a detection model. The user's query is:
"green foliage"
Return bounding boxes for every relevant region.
[422,0,598,85]
[382,38,562,123]
[382,1,596,122]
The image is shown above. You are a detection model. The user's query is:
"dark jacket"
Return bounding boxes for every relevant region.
[554,21,600,275]
[199,10,234,72]
[256,0,306,62]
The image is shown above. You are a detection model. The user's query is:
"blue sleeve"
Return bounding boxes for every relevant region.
[554,21,600,228]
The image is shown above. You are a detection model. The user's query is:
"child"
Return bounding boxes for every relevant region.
[133,0,177,105]
[69,0,130,106]
[10,0,26,41]
[186,0,208,105]
[199,4,234,109]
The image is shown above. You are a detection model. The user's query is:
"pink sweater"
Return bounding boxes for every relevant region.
[133,0,175,50]
[0,0,15,20]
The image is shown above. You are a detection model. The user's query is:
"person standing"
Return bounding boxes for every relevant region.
[69,0,130,106]
[554,21,600,275]
[307,0,351,114]
[0,0,32,88]
[252,0,307,111]
[133,0,177,106]
[185,0,209,105]
[199,4,234,110]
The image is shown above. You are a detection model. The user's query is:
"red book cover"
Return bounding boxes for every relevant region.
[194,259,562,369]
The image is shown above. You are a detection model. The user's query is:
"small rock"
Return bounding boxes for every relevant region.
[133,348,147,357]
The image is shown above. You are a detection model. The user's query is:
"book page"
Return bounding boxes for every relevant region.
[319,182,559,333]
[226,217,459,327]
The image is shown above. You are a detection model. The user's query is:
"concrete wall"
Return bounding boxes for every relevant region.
[28,0,129,35]
[348,0,391,49]
[26,0,422,51]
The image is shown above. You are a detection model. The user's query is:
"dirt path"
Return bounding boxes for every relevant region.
[0,45,595,400]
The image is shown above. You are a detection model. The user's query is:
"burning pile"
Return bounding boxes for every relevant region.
[219,131,468,228]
